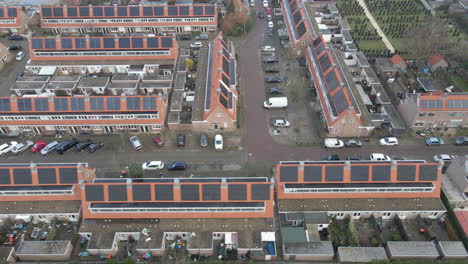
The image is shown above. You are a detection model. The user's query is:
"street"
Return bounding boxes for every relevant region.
[0,37,29,96]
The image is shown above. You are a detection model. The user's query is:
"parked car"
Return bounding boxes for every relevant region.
[323,154,340,161]
[433,154,454,164]
[265,76,282,83]
[55,138,77,154]
[263,0,268,8]
[200,133,208,147]
[178,34,191,40]
[153,137,164,147]
[11,140,34,154]
[190,42,203,48]
[142,161,164,170]
[265,66,279,73]
[15,72,24,80]
[344,139,362,147]
[130,136,143,150]
[8,44,21,52]
[177,134,185,147]
[324,138,344,148]
[391,156,406,160]
[75,140,93,151]
[0,141,18,155]
[269,87,282,94]
[265,7,272,14]
[8,35,23,41]
[40,141,59,155]
[379,137,399,146]
[346,155,362,161]
[265,28,273,36]
[195,33,208,40]
[263,56,278,63]
[268,21,274,28]
[370,153,391,161]
[262,45,275,52]
[258,11,265,18]
[272,119,290,128]
[31,140,47,153]
[15,51,25,61]
[167,161,187,170]
[425,137,444,146]
[214,134,223,150]
[267,14,272,21]
[88,142,104,153]
[455,136,468,145]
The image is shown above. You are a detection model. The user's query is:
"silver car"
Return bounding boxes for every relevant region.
[130,136,142,150]
[40,141,59,155]
[11,140,34,154]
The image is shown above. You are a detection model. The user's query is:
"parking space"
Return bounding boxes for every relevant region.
[0,37,29,96]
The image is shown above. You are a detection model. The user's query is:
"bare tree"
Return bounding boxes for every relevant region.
[404,16,448,61]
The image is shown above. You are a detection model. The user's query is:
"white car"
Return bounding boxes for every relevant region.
[263,0,268,8]
[40,141,59,155]
[324,138,344,148]
[15,51,25,61]
[370,153,391,161]
[267,15,272,21]
[11,140,34,154]
[262,45,275,52]
[379,137,399,146]
[214,134,223,150]
[190,42,203,48]
[142,161,164,170]
[433,154,454,163]
[0,141,18,155]
[268,21,274,28]
[273,119,290,128]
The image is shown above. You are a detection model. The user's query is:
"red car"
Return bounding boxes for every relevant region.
[31,140,47,153]
[265,8,271,15]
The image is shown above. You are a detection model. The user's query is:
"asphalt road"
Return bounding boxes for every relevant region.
[0,38,29,96]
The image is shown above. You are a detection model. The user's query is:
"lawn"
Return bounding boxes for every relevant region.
[451,76,468,92]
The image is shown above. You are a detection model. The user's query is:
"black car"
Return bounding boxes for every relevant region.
[55,138,77,154]
[265,66,279,73]
[258,11,265,18]
[178,34,191,40]
[75,140,93,151]
[346,155,362,161]
[88,142,104,153]
[167,161,187,170]
[263,56,278,63]
[323,155,340,161]
[265,76,282,83]
[200,133,208,147]
[266,28,273,36]
[269,87,282,95]
[8,44,21,51]
[177,134,185,147]
[8,35,23,41]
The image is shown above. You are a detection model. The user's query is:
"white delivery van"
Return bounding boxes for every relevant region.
[324,138,344,148]
[264,97,288,109]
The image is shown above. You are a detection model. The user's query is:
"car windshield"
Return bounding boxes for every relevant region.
[216,140,222,144]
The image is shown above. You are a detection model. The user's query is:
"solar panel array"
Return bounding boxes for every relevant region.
[447,99,468,109]
[285,0,308,40]
[41,5,216,18]
[0,7,18,18]
[31,36,172,50]
[0,166,78,185]
[420,100,443,109]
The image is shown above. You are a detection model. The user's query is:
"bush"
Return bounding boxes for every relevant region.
[370,237,380,246]
[128,162,143,178]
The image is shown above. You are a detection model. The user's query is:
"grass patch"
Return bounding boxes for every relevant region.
[451,76,468,92]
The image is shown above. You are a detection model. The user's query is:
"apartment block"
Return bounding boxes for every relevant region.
[40,4,218,35]
[0,7,31,34]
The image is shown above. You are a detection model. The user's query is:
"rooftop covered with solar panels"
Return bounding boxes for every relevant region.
[281,0,316,45]
[0,7,20,19]
[418,92,468,111]
[0,95,161,114]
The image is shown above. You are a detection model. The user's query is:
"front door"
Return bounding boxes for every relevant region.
[69,126,78,134]
[105,126,114,133]
[33,127,43,134]
[140,126,149,133]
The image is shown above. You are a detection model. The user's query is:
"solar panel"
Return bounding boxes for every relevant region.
[70,97,85,111]
[106,97,121,111]
[118,38,130,49]
[6,8,16,18]
[54,98,69,111]
[420,100,443,109]
[44,38,56,49]
[280,166,298,182]
[193,6,203,16]
[66,7,77,17]
[0,169,10,184]
[228,184,247,200]
[93,7,103,17]
[205,5,215,15]
[34,98,49,111]
[143,97,156,110]
[325,70,339,91]
[313,37,322,47]
[181,185,199,200]
[219,94,228,109]
[104,7,114,17]
[154,6,164,16]
[155,184,173,200]
[117,7,127,16]
[296,21,307,38]
[75,38,86,49]
[293,10,302,25]
[90,97,104,111]
[89,38,101,49]
[397,165,416,181]
[79,7,89,17]
[132,37,143,48]
[179,6,189,15]
[52,7,62,17]
[304,166,323,182]
[325,166,344,181]
[130,6,139,16]
[315,42,325,54]
[202,184,221,200]
[143,7,153,16]
[351,166,369,181]
[59,168,77,183]
[42,7,52,17]
[108,185,127,201]
[103,37,115,48]
[127,97,141,110]
[31,39,43,49]
[168,6,178,16]
[147,37,159,48]
[38,168,56,184]
[228,92,233,109]
[332,89,349,114]
[372,165,391,181]
[17,98,32,111]
[0,98,10,111]
[290,1,299,14]
[13,169,31,184]
[419,165,438,181]
[85,185,104,201]
[447,99,468,109]
[251,184,270,200]
[0,9,4,18]
[319,53,332,72]
[132,184,151,201]
[222,57,230,76]
[221,86,228,98]
[61,38,72,49]
[161,37,172,48]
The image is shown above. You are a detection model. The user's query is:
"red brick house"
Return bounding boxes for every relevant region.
[281,0,315,52]
[427,53,448,72]
[390,54,407,72]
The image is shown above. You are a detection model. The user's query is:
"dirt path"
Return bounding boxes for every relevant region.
[357,0,395,53]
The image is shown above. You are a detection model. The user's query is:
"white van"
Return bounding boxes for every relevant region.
[324,138,344,148]
[264,97,288,109]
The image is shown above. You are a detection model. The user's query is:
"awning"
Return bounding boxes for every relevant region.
[261,232,276,242]
[38,66,56,76]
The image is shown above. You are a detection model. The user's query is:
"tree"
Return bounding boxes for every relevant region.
[185,58,194,70]
[221,0,252,36]
[128,162,143,178]
[404,16,448,61]
[122,257,136,264]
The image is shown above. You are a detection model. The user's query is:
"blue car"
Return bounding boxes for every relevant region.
[425,137,444,146]
[167,161,187,170]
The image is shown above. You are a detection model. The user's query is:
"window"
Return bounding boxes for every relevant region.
[428,113,435,116]
[449,113,456,117]
[217,113,222,118]
[419,113,426,117]
[81,125,90,130]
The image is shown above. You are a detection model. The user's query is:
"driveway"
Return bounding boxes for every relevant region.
[0,38,29,96]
